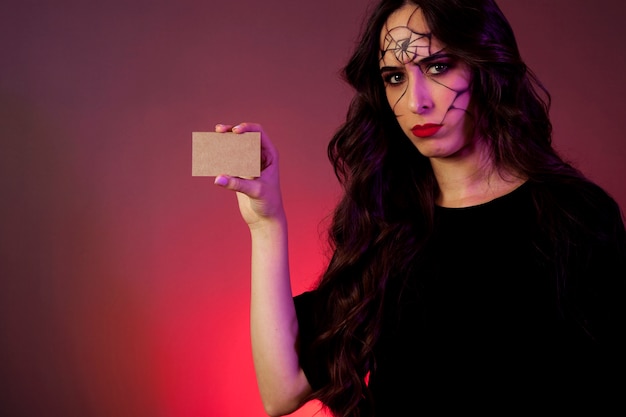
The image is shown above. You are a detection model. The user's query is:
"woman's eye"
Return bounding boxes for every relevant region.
[426,63,450,75]
[384,73,405,85]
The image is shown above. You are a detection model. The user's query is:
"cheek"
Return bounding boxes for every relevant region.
[455,89,472,109]
[441,74,470,91]
[433,78,471,112]
[385,87,407,115]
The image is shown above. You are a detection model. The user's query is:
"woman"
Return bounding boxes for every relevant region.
[213,0,626,415]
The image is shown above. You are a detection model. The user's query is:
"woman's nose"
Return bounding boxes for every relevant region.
[407,71,433,114]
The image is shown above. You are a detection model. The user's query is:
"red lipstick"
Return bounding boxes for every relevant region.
[411,124,442,138]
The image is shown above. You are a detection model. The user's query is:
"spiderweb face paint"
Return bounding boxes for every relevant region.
[379,6,471,124]
[380,7,437,67]
[381,26,433,64]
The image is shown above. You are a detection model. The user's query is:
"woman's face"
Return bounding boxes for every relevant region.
[379,4,474,159]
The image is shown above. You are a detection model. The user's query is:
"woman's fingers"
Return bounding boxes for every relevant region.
[231,122,260,133]
[235,124,279,171]
[214,122,278,172]
[215,122,261,134]
[214,123,233,133]
[214,174,260,198]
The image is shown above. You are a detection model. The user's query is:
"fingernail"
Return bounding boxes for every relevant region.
[232,125,240,132]
[214,175,228,186]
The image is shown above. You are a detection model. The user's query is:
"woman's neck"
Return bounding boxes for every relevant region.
[430,147,525,208]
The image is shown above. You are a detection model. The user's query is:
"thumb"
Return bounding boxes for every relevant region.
[214,175,256,196]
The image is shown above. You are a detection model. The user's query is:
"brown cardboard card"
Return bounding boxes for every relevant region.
[192,132,261,177]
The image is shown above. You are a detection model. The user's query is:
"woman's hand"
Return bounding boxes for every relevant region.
[213,122,285,228]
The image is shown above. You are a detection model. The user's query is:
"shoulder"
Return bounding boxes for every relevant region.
[527,177,624,223]
[523,177,626,257]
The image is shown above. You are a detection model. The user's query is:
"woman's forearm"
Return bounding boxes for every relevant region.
[249,217,312,416]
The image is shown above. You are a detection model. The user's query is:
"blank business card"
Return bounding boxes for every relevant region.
[191,131,261,177]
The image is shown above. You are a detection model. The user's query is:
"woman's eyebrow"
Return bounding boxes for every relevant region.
[379,65,400,74]
[414,51,453,65]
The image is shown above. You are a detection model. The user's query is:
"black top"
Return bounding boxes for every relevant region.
[294,181,626,413]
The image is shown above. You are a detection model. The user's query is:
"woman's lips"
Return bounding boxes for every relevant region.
[411,124,442,138]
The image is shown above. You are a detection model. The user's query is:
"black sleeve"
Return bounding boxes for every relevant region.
[580,195,626,347]
[572,194,626,402]
[293,290,328,391]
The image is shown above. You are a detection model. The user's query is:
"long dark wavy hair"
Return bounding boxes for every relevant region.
[303,0,625,416]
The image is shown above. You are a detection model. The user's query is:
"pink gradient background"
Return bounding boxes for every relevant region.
[1,1,624,416]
